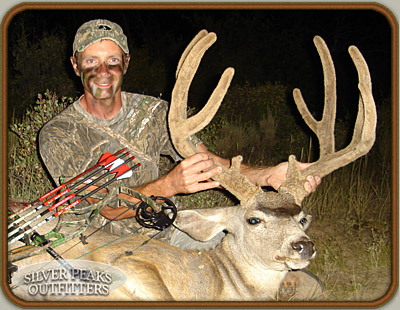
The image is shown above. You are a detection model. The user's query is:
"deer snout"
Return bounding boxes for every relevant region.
[291,240,315,259]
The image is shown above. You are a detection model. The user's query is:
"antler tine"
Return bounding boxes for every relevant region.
[292,36,336,156]
[169,30,263,204]
[175,29,209,79]
[280,36,377,205]
[169,30,235,159]
[347,45,376,150]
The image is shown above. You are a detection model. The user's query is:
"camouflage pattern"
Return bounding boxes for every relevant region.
[72,19,129,55]
[39,91,201,236]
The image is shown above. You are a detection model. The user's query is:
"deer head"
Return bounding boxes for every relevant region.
[168,30,376,274]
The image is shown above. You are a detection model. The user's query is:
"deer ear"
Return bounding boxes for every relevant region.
[173,208,228,242]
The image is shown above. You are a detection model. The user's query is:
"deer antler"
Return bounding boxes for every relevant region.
[279,36,377,204]
[169,30,263,204]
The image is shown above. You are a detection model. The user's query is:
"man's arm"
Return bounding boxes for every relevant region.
[100,152,221,220]
[196,143,321,194]
[100,143,321,220]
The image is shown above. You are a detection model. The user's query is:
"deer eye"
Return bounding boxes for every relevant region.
[247,217,261,225]
[299,217,308,226]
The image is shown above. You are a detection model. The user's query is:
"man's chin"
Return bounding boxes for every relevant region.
[91,88,117,101]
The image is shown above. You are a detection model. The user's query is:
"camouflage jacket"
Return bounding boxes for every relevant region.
[39,92,202,236]
[39,92,186,188]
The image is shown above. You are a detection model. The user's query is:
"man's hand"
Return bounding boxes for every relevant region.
[161,153,222,196]
[249,161,321,195]
[297,162,321,195]
[198,144,321,196]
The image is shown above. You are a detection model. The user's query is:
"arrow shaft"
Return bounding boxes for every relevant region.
[63,155,135,199]
[54,163,138,217]
[9,189,79,238]
[8,210,47,238]
[8,148,128,220]
[8,214,55,245]
[8,151,130,228]
[48,151,130,203]
[36,148,126,203]
[8,161,139,246]
[8,204,45,228]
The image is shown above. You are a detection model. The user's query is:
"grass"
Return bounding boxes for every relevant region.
[300,155,392,301]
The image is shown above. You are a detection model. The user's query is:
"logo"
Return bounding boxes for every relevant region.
[12,260,127,301]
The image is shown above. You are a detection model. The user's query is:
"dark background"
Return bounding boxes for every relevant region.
[6,7,393,121]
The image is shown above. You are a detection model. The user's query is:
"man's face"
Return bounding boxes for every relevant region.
[71,40,130,100]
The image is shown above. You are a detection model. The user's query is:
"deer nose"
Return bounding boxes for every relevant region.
[291,240,315,258]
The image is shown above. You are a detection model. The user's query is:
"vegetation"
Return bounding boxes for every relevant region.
[8,91,74,200]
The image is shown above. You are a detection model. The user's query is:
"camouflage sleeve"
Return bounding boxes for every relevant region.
[38,122,94,186]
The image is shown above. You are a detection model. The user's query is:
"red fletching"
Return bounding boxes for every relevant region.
[111,164,130,178]
[97,152,112,164]
[100,155,118,167]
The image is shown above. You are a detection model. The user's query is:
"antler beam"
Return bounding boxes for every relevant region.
[280,36,377,204]
[169,30,234,158]
[169,30,263,204]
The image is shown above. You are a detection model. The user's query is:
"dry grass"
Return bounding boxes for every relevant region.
[302,157,393,302]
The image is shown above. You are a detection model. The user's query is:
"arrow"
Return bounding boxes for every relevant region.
[8,150,130,229]
[8,156,135,239]
[54,163,138,217]
[8,148,127,221]
[8,162,140,245]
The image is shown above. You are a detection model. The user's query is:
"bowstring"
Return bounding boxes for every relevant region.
[58,201,140,257]
[73,226,144,260]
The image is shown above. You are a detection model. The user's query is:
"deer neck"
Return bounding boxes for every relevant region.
[209,239,288,300]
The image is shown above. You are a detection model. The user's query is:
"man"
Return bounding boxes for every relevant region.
[39,19,319,226]
[38,18,322,300]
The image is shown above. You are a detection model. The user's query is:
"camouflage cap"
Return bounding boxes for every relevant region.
[73,19,129,55]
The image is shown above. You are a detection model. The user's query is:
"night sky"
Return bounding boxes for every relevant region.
[5,5,394,119]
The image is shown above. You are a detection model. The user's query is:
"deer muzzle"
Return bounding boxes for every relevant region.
[291,240,315,259]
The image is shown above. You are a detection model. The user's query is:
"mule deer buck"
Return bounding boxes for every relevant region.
[9,30,376,302]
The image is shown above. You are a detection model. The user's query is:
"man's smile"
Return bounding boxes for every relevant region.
[95,81,113,88]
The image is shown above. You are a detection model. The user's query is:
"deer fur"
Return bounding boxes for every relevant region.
[11,205,313,301]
